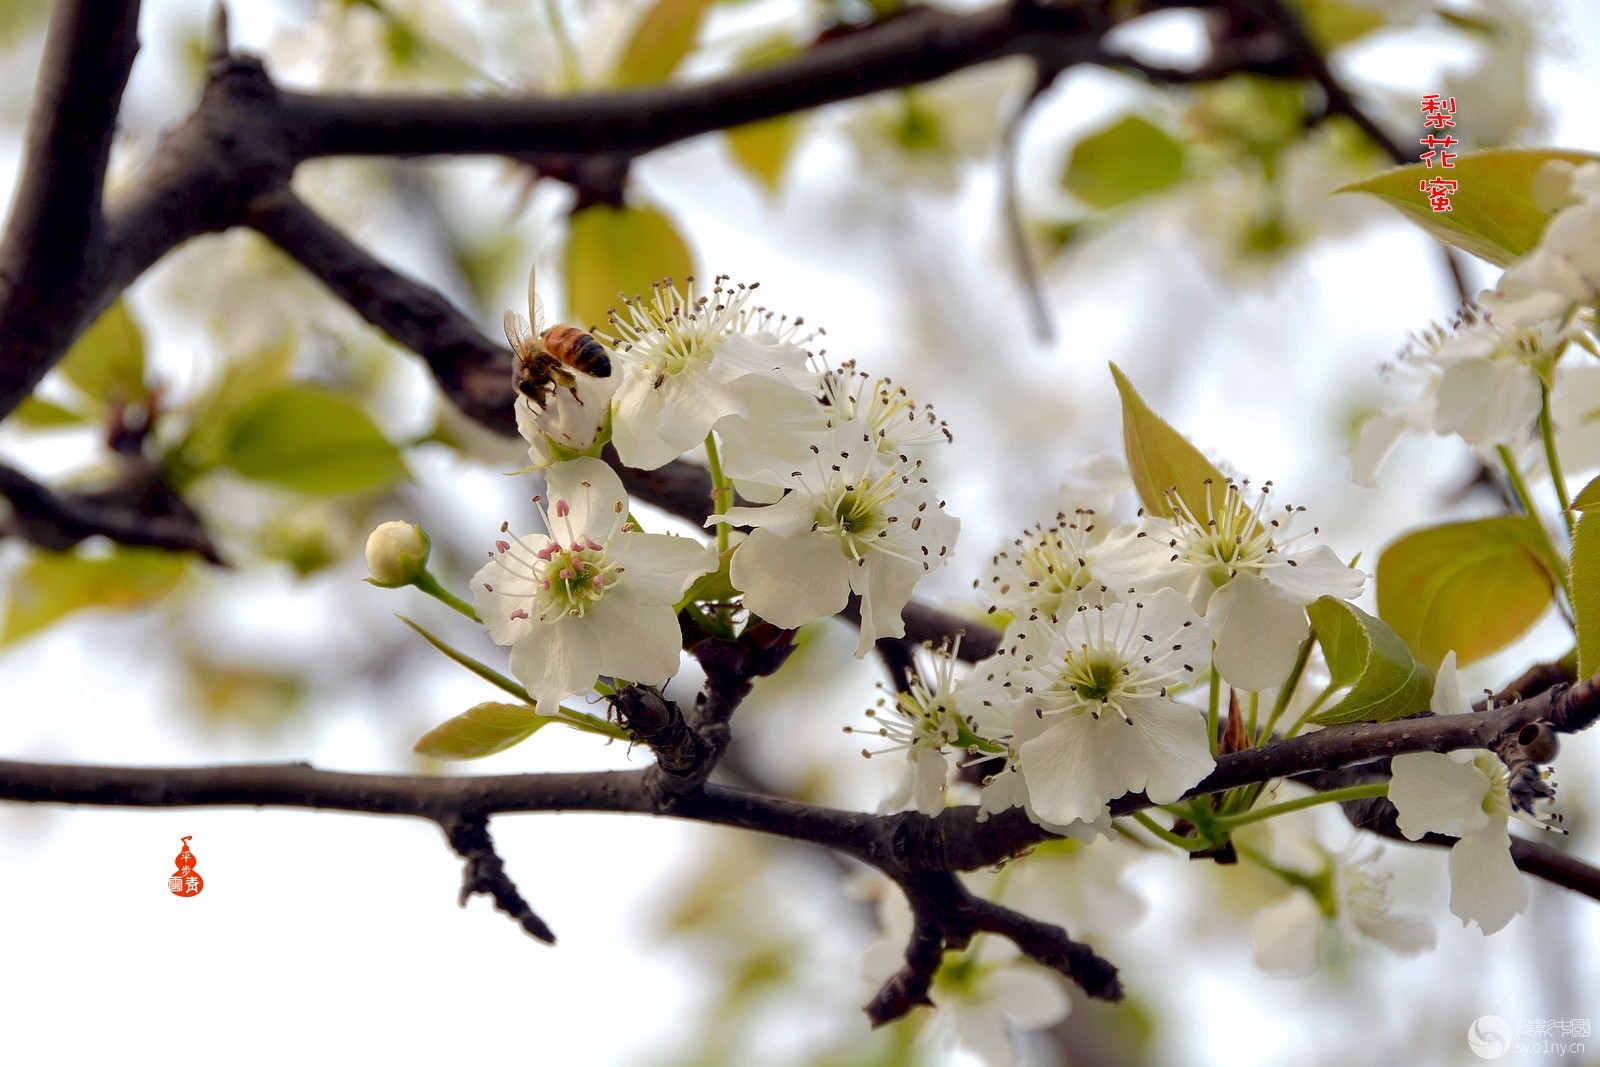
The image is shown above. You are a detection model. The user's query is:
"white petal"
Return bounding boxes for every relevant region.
[987,966,1070,1028]
[1352,908,1436,957]
[1251,892,1322,976]
[1448,820,1528,934]
[729,528,850,627]
[715,486,817,538]
[1265,544,1365,606]
[1018,716,1112,826]
[1430,651,1472,717]
[609,378,679,470]
[612,533,717,604]
[1348,411,1412,488]
[587,598,686,684]
[1388,751,1493,839]
[1111,698,1215,803]
[1207,574,1309,691]
[472,547,546,646]
[1432,358,1541,449]
[940,1002,1019,1067]
[508,618,602,712]
[851,556,924,656]
[544,457,627,536]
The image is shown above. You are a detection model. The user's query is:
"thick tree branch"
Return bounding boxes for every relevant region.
[0,459,223,564]
[277,3,1107,161]
[0,0,141,418]
[244,189,515,432]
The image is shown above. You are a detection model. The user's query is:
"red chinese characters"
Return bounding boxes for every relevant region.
[1420,178,1459,213]
[168,835,204,897]
[1419,96,1462,212]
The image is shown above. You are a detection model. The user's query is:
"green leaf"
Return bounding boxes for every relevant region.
[1570,475,1600,513]
[1063,116,1186,210]
[1340,149,1600,267]
[727,117,801,194]
[57,300,146,406]
[3,547,189,645]
[1109,363,1229,520]
[1572,512,1600,678]
[414,701,562,760]
[7,396,90,427]
[1307,597,1435,725]
[1376,516,1562,668]
[218,386,406,495]
[677,549,739,610]
[564,202,695,332]
[1295,0,1386,49]
[610,0,715,87]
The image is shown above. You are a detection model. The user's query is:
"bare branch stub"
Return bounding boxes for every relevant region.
[440,811,556,944]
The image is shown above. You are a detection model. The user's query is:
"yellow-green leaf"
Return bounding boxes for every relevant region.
[1295,0,1386,49]
[218,386,407,495]
[1573,511,1600,678]
[1570,474,1600,513]
[3,547,189,645]
[564,202,695,332]
[1377,516,1562,668]
[413,701,558,760]
[610,0,715,87]
[728,117,800,194]
[1340,149,1600,267]
[1063,115,1186,210]
[1109,363,1229,520]
[8,396,89,427]
[57,300,146,406]
[1308,597,1434,725]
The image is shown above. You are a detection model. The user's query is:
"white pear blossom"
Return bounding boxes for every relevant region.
[714,420,959,656]
[472,458,716,712]
[1349,307,1573,485]
[601,276,816,471]
[1251,843,1435,976]
[1482,161,1600,328]
[860,885,1069,1067]
[845,640,976,816]
[1386,653,1560,934]
[996,588,1215,826]
[1139,480,1364,691]
[819,360,951,454]
[1388,749,1529,934]
[844,58,1032,192]
[977,510,1161,625]
[513,372,620,469]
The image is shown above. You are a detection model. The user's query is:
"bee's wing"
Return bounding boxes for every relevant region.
[526,263,546,334]
[504,310,535,354]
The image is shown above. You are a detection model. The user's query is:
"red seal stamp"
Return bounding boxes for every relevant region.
[168,835,204,897]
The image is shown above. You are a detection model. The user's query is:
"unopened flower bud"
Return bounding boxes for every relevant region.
[365,521,430,587]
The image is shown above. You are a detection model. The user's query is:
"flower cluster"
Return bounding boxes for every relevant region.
[485,274,959,717]
[1352,159,1600,483]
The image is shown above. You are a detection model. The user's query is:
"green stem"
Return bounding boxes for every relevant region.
[1210,783,1389,833]
[1127,811,1207,852]
[704,432,733,556]
[1207,661,1222,758]
[1539,380,1575,536]
[412,571,480,623]
[1259,633,1314,744]
[1498,443,1572,600]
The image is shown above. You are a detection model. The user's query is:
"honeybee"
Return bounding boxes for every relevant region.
[504,265,612,406]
